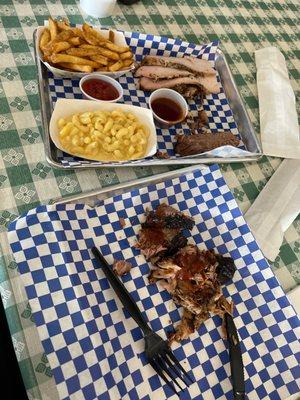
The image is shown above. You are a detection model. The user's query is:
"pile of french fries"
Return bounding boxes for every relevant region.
[39,18,134,73]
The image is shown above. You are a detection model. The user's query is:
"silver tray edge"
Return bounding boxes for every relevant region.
[51,164,208,205]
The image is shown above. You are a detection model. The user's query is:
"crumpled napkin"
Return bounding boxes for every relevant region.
[255,47,300,159]
[245,159,300,261]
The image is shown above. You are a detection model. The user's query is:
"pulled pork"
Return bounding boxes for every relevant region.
[136,204,236,343]
[113,260,133,276]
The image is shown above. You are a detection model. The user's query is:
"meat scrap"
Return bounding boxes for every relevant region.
[186,108,209,133]
[175,131,240,156]
[119,217,126,228]
[198,109,208,127]
[168,309,209,343]
[113,259,133,276]
[155,150,170,159]
[136,205,236,343]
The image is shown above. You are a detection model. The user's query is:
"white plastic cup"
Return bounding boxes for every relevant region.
[80,0,117,18]
[149,88,188,128]
[79,73,123,103]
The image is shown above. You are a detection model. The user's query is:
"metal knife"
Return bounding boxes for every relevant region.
[224,313,246,400]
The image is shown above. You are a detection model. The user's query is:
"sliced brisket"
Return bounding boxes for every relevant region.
[175,132,240,156]
[141,55,216,76]
[140,76,220,95]
[135,66,192,80]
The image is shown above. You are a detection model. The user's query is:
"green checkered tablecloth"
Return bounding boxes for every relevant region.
[0,0,299,398]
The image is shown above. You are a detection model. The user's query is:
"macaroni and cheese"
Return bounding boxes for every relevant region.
[58,110,149,161]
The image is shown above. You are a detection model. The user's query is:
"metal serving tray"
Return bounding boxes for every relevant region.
[52,164,207,206]
[34,30,262,169]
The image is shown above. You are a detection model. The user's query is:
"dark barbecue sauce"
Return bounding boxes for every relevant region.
[176,251,207,282]
[151,97,183,122]
[82,78,119,101]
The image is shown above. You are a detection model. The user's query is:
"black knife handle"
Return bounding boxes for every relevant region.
[234,393,246,400]
[92,247,152,336]
[225,313,246,400]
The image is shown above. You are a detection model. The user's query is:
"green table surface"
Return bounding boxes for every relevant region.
[0,0,299,398]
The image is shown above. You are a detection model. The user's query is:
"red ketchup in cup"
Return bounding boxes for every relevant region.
[79,74,123,103]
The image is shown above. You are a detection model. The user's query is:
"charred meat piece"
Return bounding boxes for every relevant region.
[143,204,194,230]
[139,75,220,95]
[141,55,216,76]
[216,255,236,284]
[175,131,240,156]
[113,259,133,276]
[136,204,195,261]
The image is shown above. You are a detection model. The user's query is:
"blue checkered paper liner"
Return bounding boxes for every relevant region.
[47,32,254,167]
[8,165,300,400]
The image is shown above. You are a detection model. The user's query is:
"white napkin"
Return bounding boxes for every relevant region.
[288,286,300,316]
[255,47,300,159]
[245,159,300,261]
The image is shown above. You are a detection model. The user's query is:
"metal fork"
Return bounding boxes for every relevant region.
[92,247,194,395]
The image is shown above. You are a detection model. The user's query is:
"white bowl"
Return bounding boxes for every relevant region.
[49,98,157,162]
[79,74,123,103]
[36,25,134,79]
[149,88,188,127]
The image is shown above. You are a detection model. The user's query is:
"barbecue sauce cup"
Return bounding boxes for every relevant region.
[149,88,188,128]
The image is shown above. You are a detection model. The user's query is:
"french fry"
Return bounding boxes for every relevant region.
[120,51,133,60]
[97,47,119,61]
[71,27,86,40]
[108,30,114,43]
[108,60,123,72]
[82,23,109,44]
[39,28,51,51]
[68,37,81,46]
[56,30,74,42]
[43,31,74,55]
[82,24,101,45]
[89,54,108,66]
[122,59,134,68]
[82,31,98,46]
[79,44,117,62]
[80,44,131,58]
[66,47,100,57]
[79,44,98,49]
[57,62,93,73]
[52,41,71,53]
[104,42,130,54]
[50,53,100,68]
[96,66,108,72]
[56,20,71,31]
[48,17,58,41]
[43,55,51,63]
